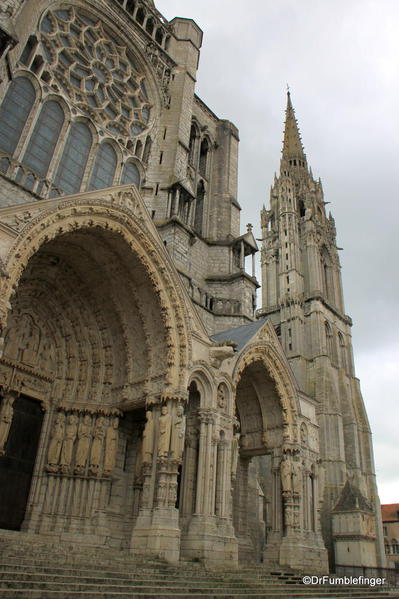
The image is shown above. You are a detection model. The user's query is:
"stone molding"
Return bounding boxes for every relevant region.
[0,187,192,393]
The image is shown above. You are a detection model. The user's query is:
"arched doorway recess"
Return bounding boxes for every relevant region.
[232,345,327,570]
[0,197,191,550]
[234,358,287,563]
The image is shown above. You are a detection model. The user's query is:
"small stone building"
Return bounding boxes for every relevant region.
[0,0,385,572]
[382,504,399,569]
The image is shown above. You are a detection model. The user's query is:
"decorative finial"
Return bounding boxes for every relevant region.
[246,223,253,233]
[287,83,290,95]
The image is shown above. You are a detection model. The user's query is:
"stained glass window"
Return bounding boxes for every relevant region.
[121,161,140,187]
[54,121,92,194]
[88,142,117,190]
[0,78,36,155]
[22,101,64,176]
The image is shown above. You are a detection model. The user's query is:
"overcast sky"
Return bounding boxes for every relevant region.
[156,0,399,504]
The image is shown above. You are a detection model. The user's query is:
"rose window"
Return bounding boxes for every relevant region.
[40,7,151,138]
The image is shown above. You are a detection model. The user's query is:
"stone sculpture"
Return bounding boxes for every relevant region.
[292,456,302,495]
[0,393,15,456]
[89,416,105,474]
[280,453,292,493]
[103,417,119,475]
[74,414,92,474]
[142,410,154,464]
[217,386,225,408]
[157,405,171,457]
[231,430,240,479]
[170,405,185,459]
[46,412,65,472]
[60,413,78,472]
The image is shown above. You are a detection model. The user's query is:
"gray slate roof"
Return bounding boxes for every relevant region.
[210,318,268,352]
[333,480,373,513]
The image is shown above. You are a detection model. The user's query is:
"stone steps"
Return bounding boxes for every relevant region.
[0,537,396,599]
[0,592,394,599]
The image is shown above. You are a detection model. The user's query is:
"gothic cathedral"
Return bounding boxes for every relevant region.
[0,0,385,572]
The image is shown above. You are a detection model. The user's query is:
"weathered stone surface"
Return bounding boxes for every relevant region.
[0,0,383,578]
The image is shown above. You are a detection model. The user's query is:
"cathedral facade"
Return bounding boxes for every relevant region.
[0,0,385,572]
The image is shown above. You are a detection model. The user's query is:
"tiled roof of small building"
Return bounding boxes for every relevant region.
[381,504,399,522]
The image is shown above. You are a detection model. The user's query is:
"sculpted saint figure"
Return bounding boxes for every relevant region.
[317,460,326,504]
[3,321,21,361]
[74,414,92,474]
[103,417,119,475]
[231,432,240,478]
[170,405,185,459]
[217,386,225,409]
[280,453,292,493]
[60,413,78,471]
[47,412,65,471]
[291,457,302,495]
[142,410,154,464]
[0,393,15,456]
[157,405,171,458]
[89,416,105,474]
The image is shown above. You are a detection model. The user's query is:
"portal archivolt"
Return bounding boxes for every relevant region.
[0,197,191,400]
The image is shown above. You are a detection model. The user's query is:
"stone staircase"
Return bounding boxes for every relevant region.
[0,535,397,599]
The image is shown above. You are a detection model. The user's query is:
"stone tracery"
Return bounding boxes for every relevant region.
[40,7,152,139]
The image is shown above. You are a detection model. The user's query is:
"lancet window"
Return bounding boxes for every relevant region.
[88,142,117,191]
[54,121,92,195]
[121,161,141,186]
[194,181,205,235]
[0,77,36,156]
[22,101,64,176]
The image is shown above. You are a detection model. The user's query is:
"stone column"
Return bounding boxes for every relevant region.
[182,409,238,566]
[215,437,228,517]
[179,427,198,519]
[21,399,50,533]
[263,453,284,565]
[131,398,185,563]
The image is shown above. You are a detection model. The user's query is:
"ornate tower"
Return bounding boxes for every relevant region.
[258,92,385,567]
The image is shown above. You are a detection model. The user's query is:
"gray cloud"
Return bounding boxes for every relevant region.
[156,0,399,502]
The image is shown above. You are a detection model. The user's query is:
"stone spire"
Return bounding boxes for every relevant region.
[281,91,307,166]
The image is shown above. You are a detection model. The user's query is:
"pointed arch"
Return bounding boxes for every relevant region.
[233,340,299,446]
[0,193,191,396]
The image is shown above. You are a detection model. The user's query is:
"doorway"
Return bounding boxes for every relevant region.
[0,395,43,530]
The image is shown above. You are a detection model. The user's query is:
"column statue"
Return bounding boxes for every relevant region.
[217,386,225,409]
[74,414,92,474]
[280,453,292,493]
[0,393,15,456]
[142,410,154,464]
[170,405,185,460]
[89,416,105,475]
[103,417,119,476]
[157,405,171,457]
[292,456,302,495]
[46,411,65,472]
[317,459,326,505]
[231,430,240,479]
[60,413,78,472]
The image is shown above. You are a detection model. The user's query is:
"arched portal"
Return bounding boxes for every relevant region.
[234,359,286,563]
[0,198,191,546]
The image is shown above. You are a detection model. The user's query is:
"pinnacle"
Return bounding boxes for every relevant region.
[282,91,307,164]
